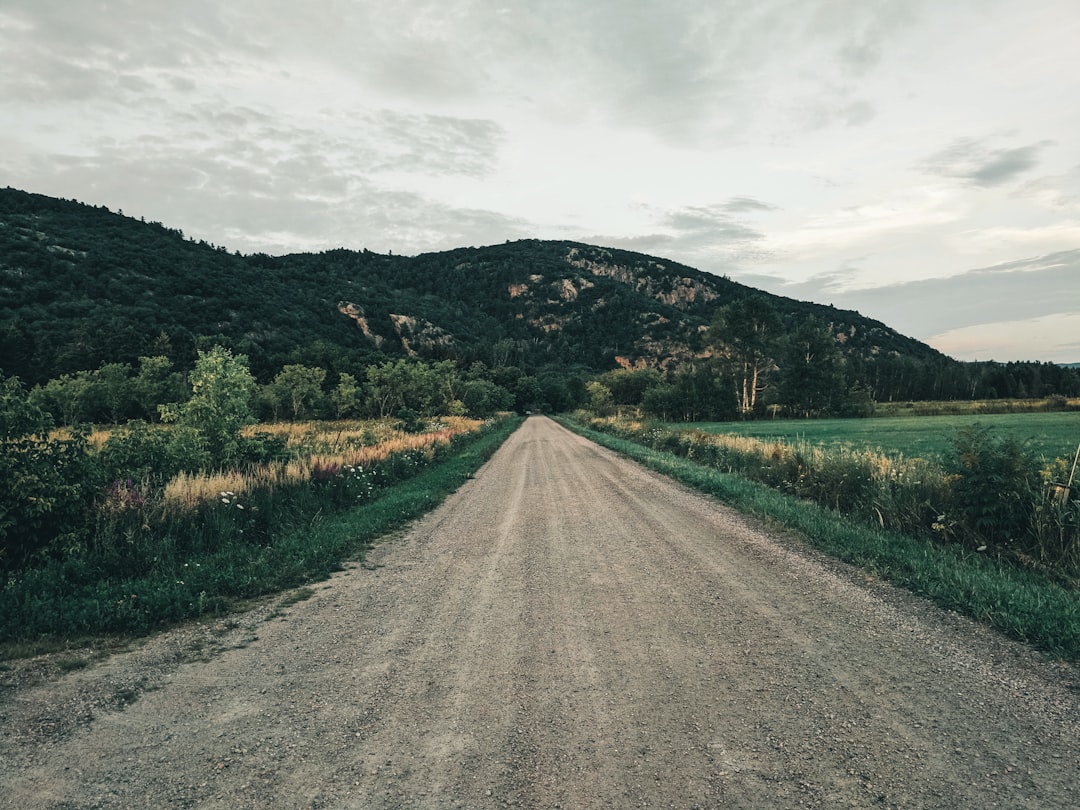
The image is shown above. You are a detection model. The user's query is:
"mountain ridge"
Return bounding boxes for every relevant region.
[2,187,1073,403]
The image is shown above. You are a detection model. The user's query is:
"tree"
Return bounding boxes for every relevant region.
[331,372,362,419]
[709,298,782,416]
[586,381,615,415]
[597,368,663,407]
[0,373,98,569]
[776,319,845,417]
[132,355,185,421]
[640,364,737,422]
[366,359,445,417]
[29,371,100,425]
[95,362,134,423]
[160,346,256,465]
[270,364,327,420]
[460,379,514,418]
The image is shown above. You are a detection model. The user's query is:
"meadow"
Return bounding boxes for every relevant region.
[682,411,1080,463]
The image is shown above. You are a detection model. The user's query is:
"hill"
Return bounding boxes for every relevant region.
[1,187,1075,404]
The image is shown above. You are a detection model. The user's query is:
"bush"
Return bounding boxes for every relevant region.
[943,426,1039,551]
[1,375,101,568]
[99,421,210,483]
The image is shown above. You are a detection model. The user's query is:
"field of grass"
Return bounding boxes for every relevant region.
[682,411,1080,463]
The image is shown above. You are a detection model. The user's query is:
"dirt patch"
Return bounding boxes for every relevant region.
[1,416,1077,808]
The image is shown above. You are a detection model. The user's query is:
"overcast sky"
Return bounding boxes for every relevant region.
[3,1,1079,363]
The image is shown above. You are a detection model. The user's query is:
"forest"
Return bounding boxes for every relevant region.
[2,186,1078,425]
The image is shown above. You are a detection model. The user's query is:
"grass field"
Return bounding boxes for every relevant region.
[681,412,1080,463]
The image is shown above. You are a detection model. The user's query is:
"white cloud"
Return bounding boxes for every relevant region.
[948,222,1080,257]
[929,312,1080,364]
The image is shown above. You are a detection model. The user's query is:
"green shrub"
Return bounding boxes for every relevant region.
[1,375,102,569]
[943,426,1039,551]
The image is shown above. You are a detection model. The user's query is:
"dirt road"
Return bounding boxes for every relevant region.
[2,416,1078,808]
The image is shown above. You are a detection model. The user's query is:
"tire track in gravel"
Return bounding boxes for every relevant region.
[1,415,1077,809]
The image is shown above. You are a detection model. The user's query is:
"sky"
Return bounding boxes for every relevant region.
[2,1,1079,364]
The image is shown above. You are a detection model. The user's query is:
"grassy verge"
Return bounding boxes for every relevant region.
[558,416,1080,661]
[0,416,523,652]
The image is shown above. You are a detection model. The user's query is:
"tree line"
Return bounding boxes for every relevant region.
[18,347,594,428]
[16,297,1080,432]
[585,298,1080,420]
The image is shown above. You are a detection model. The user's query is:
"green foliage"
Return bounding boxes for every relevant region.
[6,187,1076,407]
[942,426,1040,550]
[132,355,185,421]
[776,318,846,417]
[160,346,256,465]
[98,421,210,483]
[460,378,514,418]
[687,411,1080,463]
[597,368,663,406]
[709,297,783,415]
[269,364,327,420]
[0,375,100,569]
[0,416,522,642]
[331,372,362,419]
[586,381,614,415]
[366,358,457,417]
[582,415,1079,582]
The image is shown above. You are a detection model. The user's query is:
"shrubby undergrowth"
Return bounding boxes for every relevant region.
[579,414,1080,580]
[1,369,515,641]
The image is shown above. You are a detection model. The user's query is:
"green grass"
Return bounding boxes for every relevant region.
[560,416,1080,661]
[0,417,523,652]
[681,411,1080,462]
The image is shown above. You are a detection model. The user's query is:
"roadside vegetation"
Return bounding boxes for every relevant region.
[562,413,1080,660]
[0,349,521,648]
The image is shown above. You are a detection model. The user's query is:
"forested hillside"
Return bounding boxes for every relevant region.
[2,187,1076,415]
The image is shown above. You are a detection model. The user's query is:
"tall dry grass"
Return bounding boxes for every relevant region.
[161,418,483,514]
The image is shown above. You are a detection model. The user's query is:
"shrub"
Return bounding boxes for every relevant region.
[0,375,101,568]
[99,421,210,483]
[942,426,1040,552]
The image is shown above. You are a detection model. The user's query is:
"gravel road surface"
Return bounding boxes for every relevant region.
[2,415,1078,809]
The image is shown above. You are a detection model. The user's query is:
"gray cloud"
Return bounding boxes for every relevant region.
[754,250,1080,342]
[921,137,1054,187]
[582,200,775,274]
[1,0,923,150]
[720,196,778,214]
[363,111,504,177]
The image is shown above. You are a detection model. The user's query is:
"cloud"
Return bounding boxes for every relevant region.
[1013,165,1080,212]
[720,196,778,214]
[361,111,504,178]
[928,312,1080,364]
[579,199,776,275]
[766,250,1080,350]
[921,137,1054,187]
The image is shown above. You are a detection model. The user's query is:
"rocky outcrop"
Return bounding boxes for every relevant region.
[338,301,385,348]
[389,313,454,357]
[565,247,718,308]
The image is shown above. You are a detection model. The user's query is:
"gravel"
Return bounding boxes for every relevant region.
[2,415,1078,808]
